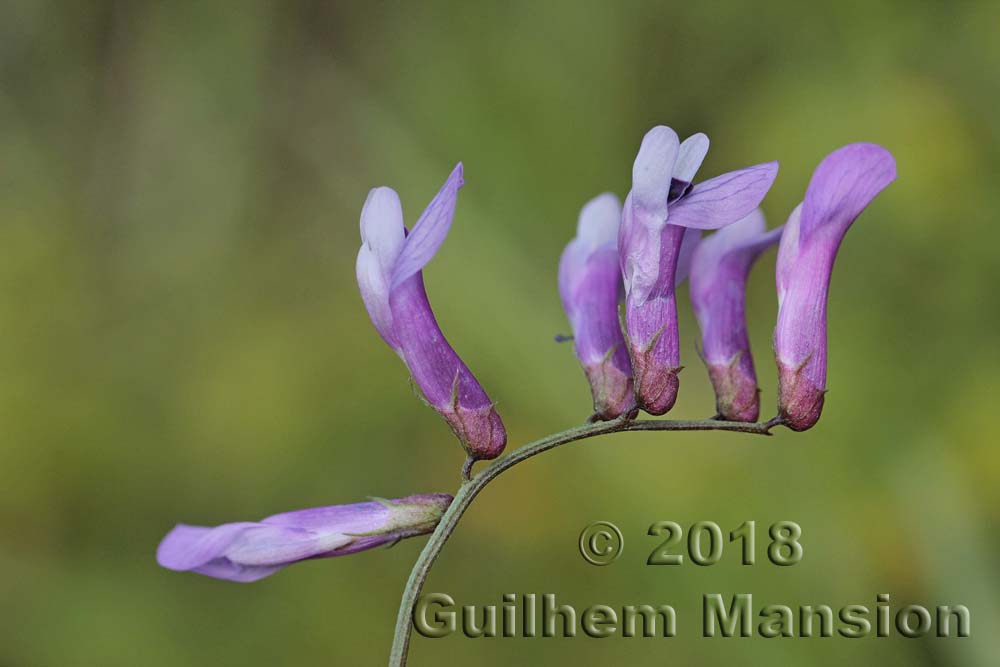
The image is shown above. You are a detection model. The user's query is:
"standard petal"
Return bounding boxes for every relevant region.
[390,163,464,289]
[631,126,680,226]
[673,133,710,183]
[799,143,896,245]
[666,161,779,229]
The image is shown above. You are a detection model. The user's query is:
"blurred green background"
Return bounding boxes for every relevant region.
[2,1,998,665]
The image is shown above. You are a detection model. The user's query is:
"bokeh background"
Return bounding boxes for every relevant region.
[2,1,998,665]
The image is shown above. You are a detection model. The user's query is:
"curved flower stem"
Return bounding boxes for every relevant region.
[388,416,779,666]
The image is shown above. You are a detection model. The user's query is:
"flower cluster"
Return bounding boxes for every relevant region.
[157,126,894,583]
[560,127,895,426]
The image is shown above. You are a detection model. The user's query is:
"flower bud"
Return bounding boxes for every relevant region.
[689,210,782,422]
[157,494,453,582]
[774,143,896,430]
[356,165,506,459]
[559,194,634,420]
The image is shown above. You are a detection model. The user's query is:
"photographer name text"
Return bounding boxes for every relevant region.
[413,593,970,639]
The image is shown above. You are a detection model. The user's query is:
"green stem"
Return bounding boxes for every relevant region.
[388,416,779,665]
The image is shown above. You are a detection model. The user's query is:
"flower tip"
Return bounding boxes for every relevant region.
[756,160,780,186]
[858,143,897,182]
[155,527,183,570]
[644,124,679,140]
[451,162,465,188]
[155,523,229,572]
[816,143,897,191]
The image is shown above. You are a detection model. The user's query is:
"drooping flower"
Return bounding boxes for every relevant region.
[619,126,779,415]
[689,209,783,422]
[559,194,634,420]
[157,494,452,582]
[774,143,896,431]
[356,164,506,460]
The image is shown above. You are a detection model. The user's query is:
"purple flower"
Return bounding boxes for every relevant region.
[774,143,896,431]
[356,164,506,460]
[619,126,778,415]
[559,194,634,420]
[690,210,783,422]
[157,494,452,582]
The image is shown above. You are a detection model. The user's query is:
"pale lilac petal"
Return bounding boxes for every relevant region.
[157,523,259,571]
[775,203,802,304]
[620,217,661,304]
[561,192,622,323]
[666,162,779,229]
[558,239,587,317]
[390,163,464,289]
[229,525,349,565]
[575,193,621,249]
[673,133,710,183]
[617,191,637,277]
[357,246,397,347]
[631,126,680,226]
[357,187,405,347]
[800,143,897,245]
[359,187,405,276]
[617,193,638,290]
